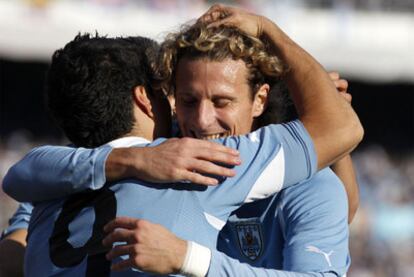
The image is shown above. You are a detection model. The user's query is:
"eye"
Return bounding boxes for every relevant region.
[214,98,232,108]
[177,96,197,106]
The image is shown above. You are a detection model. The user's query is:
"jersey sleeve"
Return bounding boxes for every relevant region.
[208,250,336,277]
[2,145,112,202]
[0,202,33,239]
[199,120,318,222]
[280,169,350,276]
[239,120,317,202]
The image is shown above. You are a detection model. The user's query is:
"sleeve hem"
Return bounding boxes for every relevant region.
[91,145,113,190]
[180,241,211,277]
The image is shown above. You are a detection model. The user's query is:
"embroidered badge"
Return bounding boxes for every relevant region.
[235,223,263,261]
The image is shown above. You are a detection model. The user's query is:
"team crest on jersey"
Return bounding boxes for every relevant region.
[235,223,263,261]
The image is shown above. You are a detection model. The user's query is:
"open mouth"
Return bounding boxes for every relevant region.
[190,130,231,140]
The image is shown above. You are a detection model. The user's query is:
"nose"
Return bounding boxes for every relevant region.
[194,101,216,132]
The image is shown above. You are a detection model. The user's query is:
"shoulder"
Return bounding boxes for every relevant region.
[281,167,347,200]
[279,168,348,222]
[278,169,350,275]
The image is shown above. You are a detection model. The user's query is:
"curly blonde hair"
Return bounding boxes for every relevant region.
[157,22,286,98]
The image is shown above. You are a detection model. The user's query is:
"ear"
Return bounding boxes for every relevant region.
[252,83,269,118]
[132,86,154,119]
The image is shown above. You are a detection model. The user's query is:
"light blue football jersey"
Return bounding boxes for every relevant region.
[3,121,318,276]
[211,168,350,276]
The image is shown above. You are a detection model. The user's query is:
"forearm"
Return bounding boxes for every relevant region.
[208,250,335,277]
[3,145,111,202]
[330,155,359,223]
[260,19,363,169]
[105,148,141,181]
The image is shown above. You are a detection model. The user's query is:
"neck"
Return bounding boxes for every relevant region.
[125,125,153,141]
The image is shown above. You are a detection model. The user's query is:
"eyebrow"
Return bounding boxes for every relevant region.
[211,94,236,101]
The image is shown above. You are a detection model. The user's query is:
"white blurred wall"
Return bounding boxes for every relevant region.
[0,0,413,83]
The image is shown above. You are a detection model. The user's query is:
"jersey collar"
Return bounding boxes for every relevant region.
[107,136,151,148]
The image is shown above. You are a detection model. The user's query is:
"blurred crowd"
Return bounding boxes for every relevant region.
[349,146,414,276]
[1,131,413,276]
[16,0,414,12]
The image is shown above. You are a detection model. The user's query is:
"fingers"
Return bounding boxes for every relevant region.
[334,79,349,93]
[207,17,236,29]
[339,91,352,103]
[103,228,136,247]
[171,139,241,185]
[179,158,237,185]
[106,244,134,261]
[196,146,241,166]
[111,257,135,272]
[328,71,348,92]
[180,171,219,186]
[146,138,241,185]
[104,217,140,233]
[190,159,236,177]
[176,138,240,165]
[199,10,222,24]
[328,71,350,102]
[171,137,239,157]
[199,4,227,23]
[328,71,340,81]
[196,139,239,157]
[177,162,236,186]
[207,3,225,13]
[199,4,237,27]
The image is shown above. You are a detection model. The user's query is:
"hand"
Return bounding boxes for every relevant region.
[108,137,241,186]
[198,4,266,38]
[103,217,186,274]
[135,138,241,185]
[328,71,352,103]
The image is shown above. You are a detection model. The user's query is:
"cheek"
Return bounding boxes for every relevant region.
[232,104,255,133]
[237,116,254,133]
[216,107,249,130]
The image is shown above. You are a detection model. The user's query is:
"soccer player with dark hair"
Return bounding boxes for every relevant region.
[46,35,163,148]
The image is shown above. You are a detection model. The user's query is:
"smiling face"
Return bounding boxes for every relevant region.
[175,57,268,139]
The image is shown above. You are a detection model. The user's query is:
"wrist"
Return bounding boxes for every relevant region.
[173,238,188,273]
[179,241,211,277]
[260,16,276,37]
[261,18,291,54]
[124,147,145,179]
[105,148,138,181]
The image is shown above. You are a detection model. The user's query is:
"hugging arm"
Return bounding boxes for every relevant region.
[2,138,240,202]
[102,176,348,277]
[202,4,364,170]
[102,217,338,277]
[202,5,361,222]
[331,154,359,223]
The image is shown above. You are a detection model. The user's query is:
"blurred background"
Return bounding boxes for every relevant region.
[0,0,413,276]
